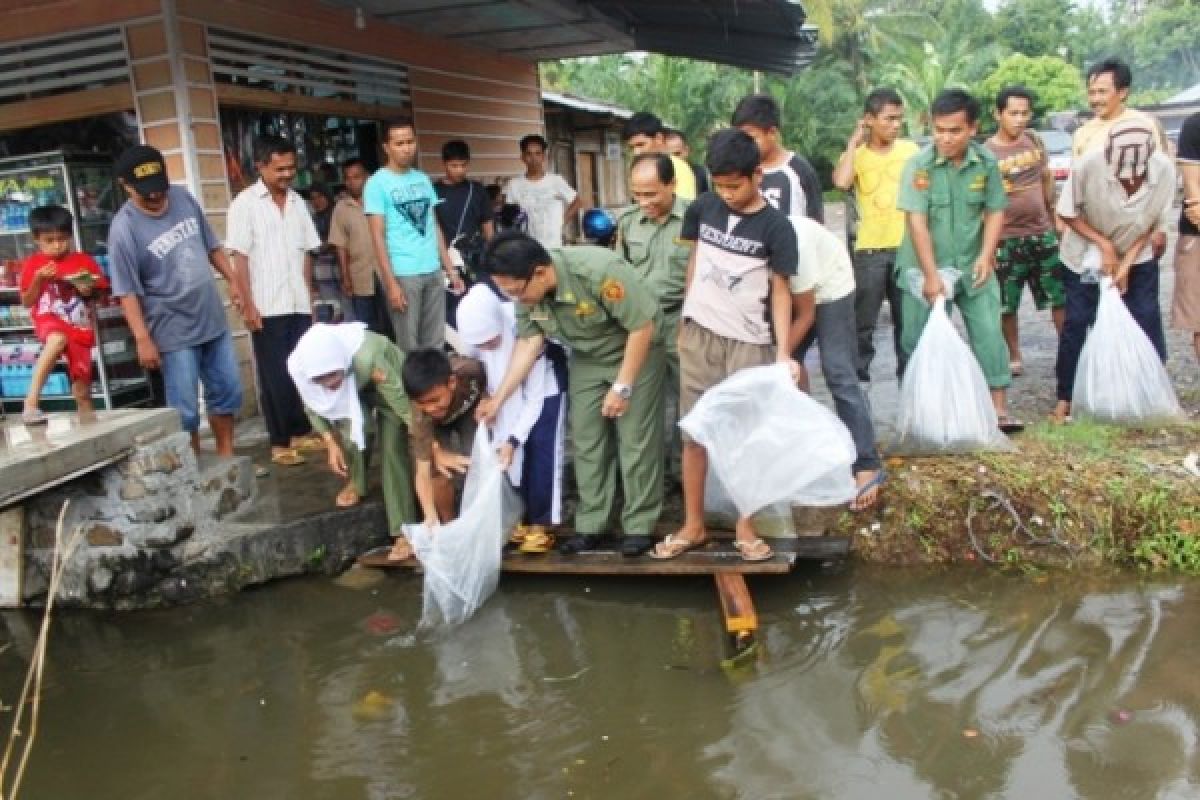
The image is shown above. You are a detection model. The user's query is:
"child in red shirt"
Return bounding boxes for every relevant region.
[18,205,108,424]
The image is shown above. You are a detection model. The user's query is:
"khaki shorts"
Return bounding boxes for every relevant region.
[1172,235,1200,332]
[679,319,774,423]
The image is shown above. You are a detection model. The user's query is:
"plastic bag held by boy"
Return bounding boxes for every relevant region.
[679,364,857,516]
[407,427,524,628]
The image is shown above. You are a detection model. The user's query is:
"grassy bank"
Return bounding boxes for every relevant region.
[839,420,1200,575]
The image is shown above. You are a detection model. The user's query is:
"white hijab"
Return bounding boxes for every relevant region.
[456,285,517,376]
[287,322,368,449]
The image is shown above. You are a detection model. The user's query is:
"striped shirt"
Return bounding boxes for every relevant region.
[227,179,321,317]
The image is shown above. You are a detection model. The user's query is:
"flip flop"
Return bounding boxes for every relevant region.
[387,537,414,563]
[733,537,774,562]
[292,434,327,452]
[850,469,887,512]
[21,409,48,426]
[998,415,1025,435]
[1009,360,1024,377]
[649,533,707,560]
[271,448,306,466]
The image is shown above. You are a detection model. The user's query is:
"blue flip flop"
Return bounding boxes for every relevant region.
[851,469,887,512]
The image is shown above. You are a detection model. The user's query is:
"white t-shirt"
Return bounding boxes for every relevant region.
[785,215,856,304]
[505,174,577,248]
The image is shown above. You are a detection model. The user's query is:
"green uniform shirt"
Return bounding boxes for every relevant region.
[616,196,690,312]
[895,142,1008,275]
[516,245,661,366]
[306,332,412,434]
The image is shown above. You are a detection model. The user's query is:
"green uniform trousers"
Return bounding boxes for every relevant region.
[570,344,667,536]
[325,392,417,535]
[899,274,1012,388]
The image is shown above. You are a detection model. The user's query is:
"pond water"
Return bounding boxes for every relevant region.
[2,565,1198,799]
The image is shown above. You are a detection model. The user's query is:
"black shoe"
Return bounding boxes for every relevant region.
[558,534,602,555]
[620,535,655,557]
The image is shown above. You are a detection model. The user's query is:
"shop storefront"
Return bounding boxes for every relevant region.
[0,0,545,415]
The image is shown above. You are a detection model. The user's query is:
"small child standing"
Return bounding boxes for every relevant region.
[455,282,565,553]
[18,205,108,424]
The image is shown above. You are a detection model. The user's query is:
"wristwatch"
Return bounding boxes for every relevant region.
[611,382,632,400]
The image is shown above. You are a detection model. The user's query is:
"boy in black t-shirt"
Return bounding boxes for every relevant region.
[650,129,800,564]
[435,140,494,325]
[732,94,825,223]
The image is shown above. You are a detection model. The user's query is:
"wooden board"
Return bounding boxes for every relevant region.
[714,573,758,635]
[358,542,800,575]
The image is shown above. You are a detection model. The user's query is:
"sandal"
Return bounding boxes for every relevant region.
[335,484,361,508]
[21,409,48,426]
[387,536,413,562]
[1009,360,1024,377]
[649,533,707,560]
[518,527,555,554]
[734,537,774,562]
[997,415,1025,435]
[850,469,887,512]
[271,448,306,466]
[292,434,327,452]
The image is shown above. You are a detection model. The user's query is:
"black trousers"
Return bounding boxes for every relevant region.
[252,313,313,448]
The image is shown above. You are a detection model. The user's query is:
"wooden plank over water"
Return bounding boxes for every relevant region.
[357,534,849,573]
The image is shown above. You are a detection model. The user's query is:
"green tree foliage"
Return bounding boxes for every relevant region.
[979,54,1086,124]
[994,0,1076,59]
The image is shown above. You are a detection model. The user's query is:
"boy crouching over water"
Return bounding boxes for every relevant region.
[401,348,486,535]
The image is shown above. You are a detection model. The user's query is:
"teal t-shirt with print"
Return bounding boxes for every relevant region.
[363,167,440,277]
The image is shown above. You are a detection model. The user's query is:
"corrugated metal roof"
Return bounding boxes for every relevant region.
[323,0,818,75]
[541,89,632,118]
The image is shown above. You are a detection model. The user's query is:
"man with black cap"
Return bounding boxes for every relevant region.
[107,144,249,457]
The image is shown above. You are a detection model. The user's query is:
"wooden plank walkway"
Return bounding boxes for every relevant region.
[357,535,848,574]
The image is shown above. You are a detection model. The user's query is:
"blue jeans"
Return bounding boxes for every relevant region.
[1056,260,1166,403]
[795,292,882,474]
[160,330,243,433]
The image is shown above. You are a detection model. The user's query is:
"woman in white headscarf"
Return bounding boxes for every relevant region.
[288,322,418,559]
[456,283,566,554]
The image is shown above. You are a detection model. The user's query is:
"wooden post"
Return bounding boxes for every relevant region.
[713,573,757,653]
[0,506,25,607]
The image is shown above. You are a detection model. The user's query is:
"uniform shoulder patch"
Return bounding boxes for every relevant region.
[600,278,625,302]
[575,300,598,317]
[912,169,930,191]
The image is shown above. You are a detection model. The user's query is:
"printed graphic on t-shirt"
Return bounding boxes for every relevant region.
[390,186,431,236]
[37,284,90,328]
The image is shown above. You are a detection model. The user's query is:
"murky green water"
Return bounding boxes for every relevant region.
[2,566,1198,799]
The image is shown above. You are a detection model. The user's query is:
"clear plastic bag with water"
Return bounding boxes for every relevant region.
[904,267,964,303]
[894,296,1012,454]
[406,427,524,628]
[1073,278,1184,424]
[679,364,857,517]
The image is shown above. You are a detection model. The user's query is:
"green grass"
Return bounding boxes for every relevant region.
[1024,419,1122,455]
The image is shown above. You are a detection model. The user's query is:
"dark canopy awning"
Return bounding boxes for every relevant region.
[325,0,818,75]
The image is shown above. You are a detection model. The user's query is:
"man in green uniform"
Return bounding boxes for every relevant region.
[896,89,1021,429]
[615,152,690,478]
[476,231,666,556]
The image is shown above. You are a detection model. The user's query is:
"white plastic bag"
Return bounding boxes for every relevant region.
[703,471,797,536]
[1074,279,1183,424]
[894,297,1011,454]
[406,427,524,628]
[679,364,857,516]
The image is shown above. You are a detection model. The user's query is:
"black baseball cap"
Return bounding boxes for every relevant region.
[115,144,169,195]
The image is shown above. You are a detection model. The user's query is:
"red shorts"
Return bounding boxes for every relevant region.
[34,317,94,384]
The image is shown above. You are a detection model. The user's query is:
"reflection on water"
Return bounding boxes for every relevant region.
[2,568,1198,799]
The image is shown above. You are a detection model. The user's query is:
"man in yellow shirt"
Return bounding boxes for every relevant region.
[622,112,697,201]
[832,88,919,381]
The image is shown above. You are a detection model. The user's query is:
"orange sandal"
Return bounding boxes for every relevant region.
[518,527,555,554]
[271,448,306,466]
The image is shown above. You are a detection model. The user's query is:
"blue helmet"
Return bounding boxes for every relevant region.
[581,208,616,242]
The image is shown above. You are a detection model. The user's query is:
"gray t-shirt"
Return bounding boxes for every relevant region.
[108,186,228,353]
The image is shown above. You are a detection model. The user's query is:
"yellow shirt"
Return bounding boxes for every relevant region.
[1071,108,1170,157]
[852,139,919,250]
[668,154,697,200]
